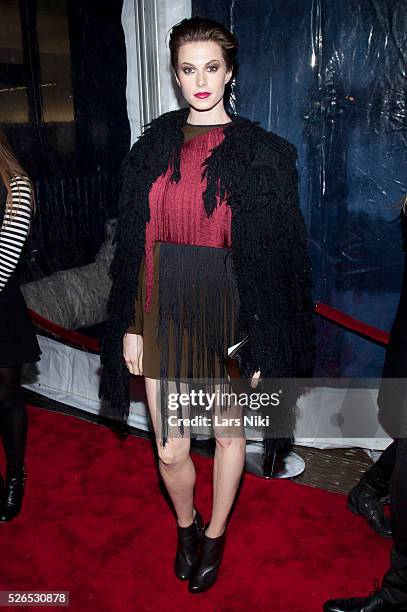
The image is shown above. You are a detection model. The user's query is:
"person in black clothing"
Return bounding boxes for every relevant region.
[324,201,407,610]
[0,128,41,522]
[347,440,393,539]
[100,17,315,594]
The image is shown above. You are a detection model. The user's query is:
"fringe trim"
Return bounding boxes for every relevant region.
[157,242,240,443]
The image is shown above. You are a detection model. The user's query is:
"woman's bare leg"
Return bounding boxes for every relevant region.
[205,437,246,537]
[144,377,196,527]
[206,396,246,538]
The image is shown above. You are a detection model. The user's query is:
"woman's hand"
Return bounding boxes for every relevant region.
[123,333,143,376]
[250,370,261,389]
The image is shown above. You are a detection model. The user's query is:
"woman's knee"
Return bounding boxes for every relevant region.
[214,435,246,450]
[156,437,191,467]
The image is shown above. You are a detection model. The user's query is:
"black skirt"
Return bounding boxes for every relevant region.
[134,241,243,379]
[150,242,244,442]
[0,275,41,368]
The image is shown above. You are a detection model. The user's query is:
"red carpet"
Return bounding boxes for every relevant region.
[0,406,391,611]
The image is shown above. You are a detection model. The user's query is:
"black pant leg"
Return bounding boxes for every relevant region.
[381,438,407,606]
[375,440,398,476]
[389,437,407,555]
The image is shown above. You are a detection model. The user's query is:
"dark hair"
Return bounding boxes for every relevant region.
[169,16,238,82]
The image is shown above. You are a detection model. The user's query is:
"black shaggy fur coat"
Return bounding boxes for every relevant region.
[99,107,315,428]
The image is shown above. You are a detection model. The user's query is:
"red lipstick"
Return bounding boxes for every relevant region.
[194,92,211,99]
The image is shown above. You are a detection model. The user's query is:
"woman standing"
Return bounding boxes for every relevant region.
[0,128,41,522]
[100,17,315,593]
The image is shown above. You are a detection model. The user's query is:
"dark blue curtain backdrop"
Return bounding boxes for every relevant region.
[193,0,407,377]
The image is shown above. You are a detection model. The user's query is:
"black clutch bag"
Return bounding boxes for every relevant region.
[221,335,263,394]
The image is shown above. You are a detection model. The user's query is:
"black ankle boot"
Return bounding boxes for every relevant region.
[347,466,392,538]
[324,590,399,611]
[188,523,226,593]
[174,508,205,580]
[0,465,26,522]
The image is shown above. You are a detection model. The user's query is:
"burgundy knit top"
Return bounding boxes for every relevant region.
[143,122,232,312]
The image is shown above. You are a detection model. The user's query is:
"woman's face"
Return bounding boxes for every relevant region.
[174,40,232,112]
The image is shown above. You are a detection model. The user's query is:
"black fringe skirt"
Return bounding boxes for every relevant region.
[141,241,245,443]
[158,242,240,380]
[135,241,297,449]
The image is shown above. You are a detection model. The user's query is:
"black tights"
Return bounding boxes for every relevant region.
[0,366,27,470]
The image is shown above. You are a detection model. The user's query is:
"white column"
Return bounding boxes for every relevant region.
[122,0,191,145]
[156,0,191,114]
[121,0,142,143]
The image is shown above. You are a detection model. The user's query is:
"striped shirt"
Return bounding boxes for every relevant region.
[0,175,32,292]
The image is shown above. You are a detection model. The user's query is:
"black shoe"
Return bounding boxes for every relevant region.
[188,523,226,593]
[323,589,401,611]
[174,508,205,580]
[348,470,392,538]
[0,465,26,522]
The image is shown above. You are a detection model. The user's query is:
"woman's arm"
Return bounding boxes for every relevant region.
[123,333,143,375]
[0,176,32,292]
